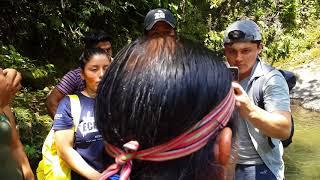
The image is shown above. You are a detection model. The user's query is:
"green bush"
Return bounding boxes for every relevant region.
[0,45,57,89]
[265,20,320,67]
[12,88,52,169]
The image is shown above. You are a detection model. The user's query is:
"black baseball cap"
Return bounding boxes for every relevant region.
[144,8,176,30]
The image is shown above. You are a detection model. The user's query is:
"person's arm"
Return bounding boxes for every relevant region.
[46,88,65,119]
[46,68,83,119]
[232,82,291,140]
[0,68,33,179]
[55,129,101,179]
[4,105,34,180]
[54,96,101,179]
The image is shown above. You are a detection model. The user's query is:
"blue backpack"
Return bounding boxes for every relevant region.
[251,64,296,148]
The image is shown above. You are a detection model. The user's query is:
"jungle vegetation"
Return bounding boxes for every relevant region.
[0,0,320,170]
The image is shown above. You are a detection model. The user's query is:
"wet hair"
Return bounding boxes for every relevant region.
[79,48,110,70]
[96,35,237,179]
[84,30,112,49]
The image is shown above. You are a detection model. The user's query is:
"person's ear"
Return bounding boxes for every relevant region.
[214,127,232,166]
[223,44,227,55]
[258,43,263,54]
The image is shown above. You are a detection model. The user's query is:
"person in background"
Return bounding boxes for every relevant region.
[0,68,34,180]
[224,19,291,180]
[53,48,114,179]
[47,8,177,119]
[46,30,112,119]
[95,30,238,180]
[143,8,177,38]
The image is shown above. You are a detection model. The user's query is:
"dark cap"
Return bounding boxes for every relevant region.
[144,8,176,31]
[223,19,262,44]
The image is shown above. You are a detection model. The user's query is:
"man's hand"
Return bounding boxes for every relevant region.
[232,82,291,139]
[0,68,22,108]
[232,82,255,119]
[3,68,22,96]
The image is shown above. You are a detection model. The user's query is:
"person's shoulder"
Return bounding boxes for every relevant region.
[64,67,81,77]
[267,68,285,81]
[257,61,287,85]
[258,61,284,79]
[264,69,288,90]
[59,95,72,106]
[75,93,95,105]
[56,67,83,93]
[68,93,86,102]
[53,96,72,124]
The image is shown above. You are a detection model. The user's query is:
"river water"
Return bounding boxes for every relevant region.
[284,105,320,179]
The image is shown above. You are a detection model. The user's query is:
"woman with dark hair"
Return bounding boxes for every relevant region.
[52,48,112,179]
[95,35,237,180]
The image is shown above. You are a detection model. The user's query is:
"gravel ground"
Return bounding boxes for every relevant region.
[290,60,320,112]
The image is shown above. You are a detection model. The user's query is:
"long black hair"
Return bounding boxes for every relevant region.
[79,48,110,70]
[96,35,236,180]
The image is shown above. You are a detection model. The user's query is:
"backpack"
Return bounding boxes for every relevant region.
[36,95,81,180]
[252,64,296,148]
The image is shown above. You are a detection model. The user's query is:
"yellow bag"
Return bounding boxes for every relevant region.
[36,95,81,180]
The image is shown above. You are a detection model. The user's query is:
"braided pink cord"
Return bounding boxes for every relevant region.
[99,88,235,180]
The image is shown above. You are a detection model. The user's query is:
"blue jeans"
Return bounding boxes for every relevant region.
[235,164,277,180]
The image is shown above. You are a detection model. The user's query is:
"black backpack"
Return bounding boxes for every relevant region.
[252,64,296,148]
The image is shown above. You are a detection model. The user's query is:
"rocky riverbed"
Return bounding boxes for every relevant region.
[290,59,320,112]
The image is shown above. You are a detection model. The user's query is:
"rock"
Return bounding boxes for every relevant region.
[290,60,320,112]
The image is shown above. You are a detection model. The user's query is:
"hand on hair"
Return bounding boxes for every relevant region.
[0,68,22,109]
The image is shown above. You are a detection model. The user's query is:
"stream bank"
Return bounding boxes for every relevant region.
[289,59,320,112]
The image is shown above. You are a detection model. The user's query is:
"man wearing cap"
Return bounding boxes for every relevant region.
[143,8,176,38]
[224,19,291,180]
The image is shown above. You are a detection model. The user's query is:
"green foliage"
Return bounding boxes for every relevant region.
[172,1,209,42]
[0,45,56,89]
[1,0,320,68]
[209,0,224,8]
[0,45,34,70]
[204,30,224,53]
[12,88,52,168]
[265,19,320,66]
[279,0,297,31]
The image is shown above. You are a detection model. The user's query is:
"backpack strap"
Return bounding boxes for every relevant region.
[252,63,274,109]
[67,95,81,132]
[251,63,276,148]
